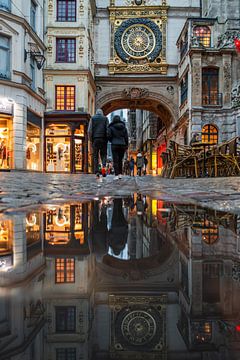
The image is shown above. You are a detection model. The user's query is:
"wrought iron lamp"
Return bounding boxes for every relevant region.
[24,48,46,69]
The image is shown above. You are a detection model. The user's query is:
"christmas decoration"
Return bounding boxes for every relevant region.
[234,38,240,53]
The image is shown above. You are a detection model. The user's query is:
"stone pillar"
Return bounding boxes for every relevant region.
[222,54,232,107]
[191,54,202,107]
[13,95,27,170]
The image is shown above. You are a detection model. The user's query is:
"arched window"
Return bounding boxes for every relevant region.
[201,219,219,244]
[193,26,211,47]
[202,124,218,144]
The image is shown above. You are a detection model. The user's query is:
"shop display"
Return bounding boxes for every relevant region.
[0,119,12,169]
[26,123,41,171]
[0,220,12,254]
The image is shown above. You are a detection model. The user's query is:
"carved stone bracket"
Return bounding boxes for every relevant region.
[122,87,149,99]
[218,30,240,49]
[231,83,240,108]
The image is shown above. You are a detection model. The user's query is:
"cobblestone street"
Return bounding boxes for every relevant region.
[1,172,240,214]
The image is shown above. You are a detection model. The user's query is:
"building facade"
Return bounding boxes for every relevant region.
[0,0,46,171]
[0,0,240,173]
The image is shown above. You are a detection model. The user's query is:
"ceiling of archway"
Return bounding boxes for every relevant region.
[100,95,174,129]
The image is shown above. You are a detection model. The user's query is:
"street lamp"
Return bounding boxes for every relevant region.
[24,49,46,69]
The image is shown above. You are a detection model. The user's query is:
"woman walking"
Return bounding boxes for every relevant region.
[107,115,129,180]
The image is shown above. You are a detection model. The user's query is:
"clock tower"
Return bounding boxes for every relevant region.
[108,0,168,74]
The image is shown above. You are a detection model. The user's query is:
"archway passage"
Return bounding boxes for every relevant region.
[102,97,173,129]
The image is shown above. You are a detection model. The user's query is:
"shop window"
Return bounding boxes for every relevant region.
[56,348,76,360]
[0,36,10,79]
[56,38,76,63]
[202,68,221,106]
[26,212,41,260]
[202,124,218,145]
[0,118,13,169]
[55,306,76,332]
[180,73,188,104]
[55,258,75,283]
[55,86,75,111]
[26,123,41,171]
[0,220,12,256]
[30,1,37,31]
[57,0,76,22]
[44,205,85,245]
[46,124,71,172]
[201,218,219,244]
[0,0,11,11]
[193,26,211,47]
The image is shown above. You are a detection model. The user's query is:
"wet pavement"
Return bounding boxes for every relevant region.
[0,172,240,213]
[0,193,240,360]
[0,173,240,359]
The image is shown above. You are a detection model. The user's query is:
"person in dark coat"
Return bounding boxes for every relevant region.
[108,198,128,256]
[107,115,129,180]
[129,157,135,176]
[88,109,109,177]
[89,201,108,261]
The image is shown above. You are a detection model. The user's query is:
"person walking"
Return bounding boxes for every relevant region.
[88,109,109,178]
[143,155,148,175]
[136,151,144,176]
[129,157,135,176]
[107,115,128,180]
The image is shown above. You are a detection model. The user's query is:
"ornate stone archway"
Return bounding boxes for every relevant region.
[95,77,179,130]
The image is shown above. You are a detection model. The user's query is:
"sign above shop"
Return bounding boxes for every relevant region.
[0,99,14,115]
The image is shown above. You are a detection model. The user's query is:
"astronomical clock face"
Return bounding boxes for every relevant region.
[109,295,167,358]
[114,18,162,63]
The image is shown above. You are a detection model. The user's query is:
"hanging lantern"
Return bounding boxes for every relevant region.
[234,38,240,53]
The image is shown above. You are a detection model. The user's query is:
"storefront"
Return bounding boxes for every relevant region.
[44,112,89,173]
[157,142,167,175]
[26,109,42,171]
[0,99,14,170]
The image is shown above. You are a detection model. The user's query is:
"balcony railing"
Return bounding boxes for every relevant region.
[202,93,223,106]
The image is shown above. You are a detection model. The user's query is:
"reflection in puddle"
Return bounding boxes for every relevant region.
[0,195,240,360]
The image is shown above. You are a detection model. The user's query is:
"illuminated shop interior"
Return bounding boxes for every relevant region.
[0,117,13,170]
[26,123,41,171]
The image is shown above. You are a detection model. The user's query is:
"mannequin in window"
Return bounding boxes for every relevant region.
[0,140,7,168]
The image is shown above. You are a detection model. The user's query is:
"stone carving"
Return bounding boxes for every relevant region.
[124,0,158,5]
[48,0,53,15]
[223,61,231,102]
[231,83,240,108]
[122,87,149,99]
[192,61,201,96]
[166,85,174,95]
[191,36,201,48]
[218,30,240,49]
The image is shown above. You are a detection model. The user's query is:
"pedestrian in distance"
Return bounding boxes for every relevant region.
[107,115,129,180]
[136,151,144,176]
[143,155,148,175]
[88,108,109,178]
[129,157,135,176]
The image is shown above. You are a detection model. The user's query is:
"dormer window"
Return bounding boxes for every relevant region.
[193,26,211,47]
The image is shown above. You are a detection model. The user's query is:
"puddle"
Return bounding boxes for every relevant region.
[0,194,240,359]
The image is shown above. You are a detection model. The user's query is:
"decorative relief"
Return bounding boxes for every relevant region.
[223,61,232,102]
[192,61,201,96]
[79,35,85,58]
[79,0,84,15]
[48,0,53,15]
[47,36,52,54]
[218,30,240,49]
[231,83,240,108]
[122,87,149,99]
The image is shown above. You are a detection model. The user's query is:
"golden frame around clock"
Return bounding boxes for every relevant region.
[108,1,168,74]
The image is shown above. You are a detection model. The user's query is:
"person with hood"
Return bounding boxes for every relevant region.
[107,115,129,180]
[136,151,144,176]
[88,109,109,177]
